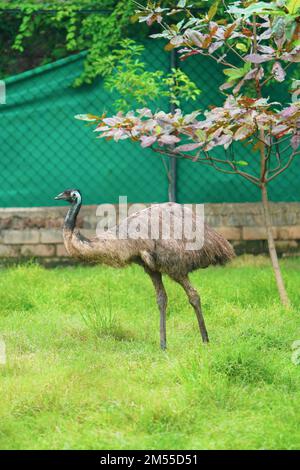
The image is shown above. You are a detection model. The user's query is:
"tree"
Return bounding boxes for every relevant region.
[0,0,137,82]
[0,0,218,81]
[76,0,300,307]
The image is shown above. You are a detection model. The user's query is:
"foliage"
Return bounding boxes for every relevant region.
[0,0,137,83]
[0,0,220,81]
[1,258,300,449]
[77,0,300,181]
[76,96,299,180]
[98,39,201,110]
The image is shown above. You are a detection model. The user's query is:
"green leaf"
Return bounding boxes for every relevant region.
[285,18,297,40]
[234,160,249,166]
[286,0,300,15]
[235,43,248,52]
[228,2,279,18]
[207,1,220,21]
[177,0,187,7]
[223,63,251,81]
[195,129,206,140]
[130,14,140,23]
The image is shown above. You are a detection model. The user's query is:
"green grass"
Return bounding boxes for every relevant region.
[1,255,300,450]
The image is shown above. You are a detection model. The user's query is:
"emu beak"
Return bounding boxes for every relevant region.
[54,192,65,200]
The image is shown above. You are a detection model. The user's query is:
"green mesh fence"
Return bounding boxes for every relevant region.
[0,41,299,207]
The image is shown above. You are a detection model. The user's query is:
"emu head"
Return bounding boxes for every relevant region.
[54,189,81,204]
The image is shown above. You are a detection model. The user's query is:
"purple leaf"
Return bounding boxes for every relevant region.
[170,35,184,46]
[272,124,289,135]
[244,66,264,81]
[291,134,300,150]
[257,45,275,54]
[140,136,157,147]
[281,47,300,63]
[234,125,254,141]
[174,143,203,152]
[137,108,153,118]
[272,62,286,82]
[182,111,201,124]
[219,134,233,149]
[259,28,272,40]
[94,126,110,132]
[232,78,245,95]
[184,30,204,47]
[206,133,232,151]
[103,117,122,126]
[113,130,129,141]
[274,34,286,50]
[245,53,273,63]
[281,105,298,118]
[208,41,223,54]
[219,81,235,91]
[158,134,181,145]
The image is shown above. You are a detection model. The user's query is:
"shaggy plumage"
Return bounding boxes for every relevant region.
[55,190,235,349]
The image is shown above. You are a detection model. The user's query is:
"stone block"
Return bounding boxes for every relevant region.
[56,244,68,257]
[0,244,20,257]
[217,226,241,240]
[2,229,39,245]
[40,229,62,244]
[242,226,277,240]
[205,215,222,226]
[277,226,300,240]
[21,244,55,257]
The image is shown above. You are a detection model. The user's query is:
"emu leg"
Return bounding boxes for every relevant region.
[177,277,209,343]
[145,269,168,350]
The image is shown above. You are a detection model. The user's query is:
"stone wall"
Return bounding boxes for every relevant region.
[0,203,300,262]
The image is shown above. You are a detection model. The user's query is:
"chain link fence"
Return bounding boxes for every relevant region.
[0,20,299,208]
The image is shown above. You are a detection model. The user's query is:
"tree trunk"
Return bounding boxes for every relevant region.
[261,183,290,308]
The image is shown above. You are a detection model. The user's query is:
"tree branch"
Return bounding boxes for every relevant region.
[151,146,261,186]
[266,151,298,182]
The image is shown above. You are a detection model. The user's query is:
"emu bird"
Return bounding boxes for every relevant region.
[55,189,234,349]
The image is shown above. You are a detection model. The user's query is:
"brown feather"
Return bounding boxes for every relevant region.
[62,202,235,279]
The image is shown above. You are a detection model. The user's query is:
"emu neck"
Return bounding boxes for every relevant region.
[64,200,81,233]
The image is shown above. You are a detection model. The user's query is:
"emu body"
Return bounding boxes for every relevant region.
[55,189,235,349]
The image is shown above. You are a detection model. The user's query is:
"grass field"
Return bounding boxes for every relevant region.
[1,255,300,450]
